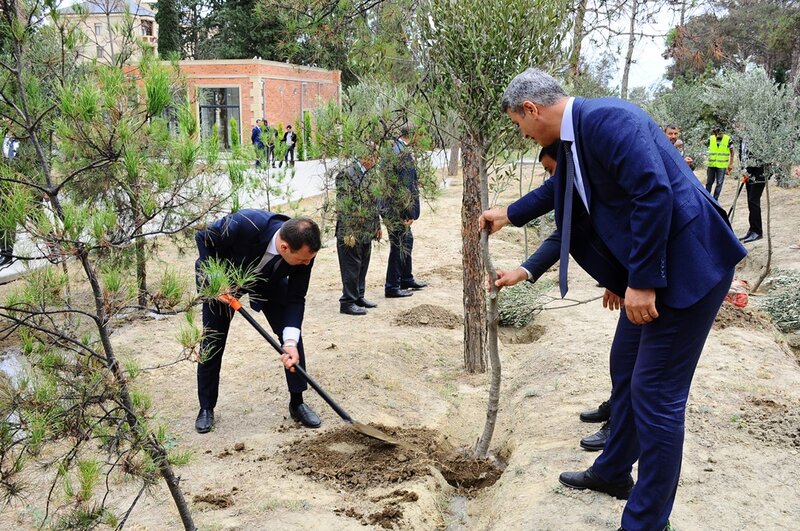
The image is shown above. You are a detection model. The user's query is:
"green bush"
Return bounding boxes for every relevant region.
[498,279,554,328]
[759,269,800,332]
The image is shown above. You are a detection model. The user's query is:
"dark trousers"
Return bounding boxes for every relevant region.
[385,225,414,290]
[705,167,726,200]
[592,269,734,531]
[196,265,307,410]
[337,238,372,305]
[282,146,295,166]
[745,167,765,236]
[254,143,264,166]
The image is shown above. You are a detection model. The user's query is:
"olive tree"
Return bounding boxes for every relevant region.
[418,0,570,456]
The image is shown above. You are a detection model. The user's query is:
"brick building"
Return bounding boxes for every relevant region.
[179,59,341,150]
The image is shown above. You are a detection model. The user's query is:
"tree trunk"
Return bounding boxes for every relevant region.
[569,0,588,77]
[461,135,486,373]
[753,176,772,292]
[620,0,640,100]
[447,143,460,176]
[475,143,500,457]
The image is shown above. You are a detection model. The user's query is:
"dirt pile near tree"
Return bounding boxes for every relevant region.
[713,301,775,332]
[282,425,503,528]
[393,304,462,329]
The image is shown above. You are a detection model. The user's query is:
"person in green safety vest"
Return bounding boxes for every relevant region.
[705,125,735,201]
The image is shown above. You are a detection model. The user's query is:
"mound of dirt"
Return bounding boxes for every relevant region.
[285,426,503,528]
[393,304,462,329]
[714,302,774,332]
[740,397,800,448]
[193,493,234,509]
[283,425,502,491]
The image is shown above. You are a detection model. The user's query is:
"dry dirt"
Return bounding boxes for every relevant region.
[2,168,800,530]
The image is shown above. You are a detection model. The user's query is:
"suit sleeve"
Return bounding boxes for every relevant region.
[583,109,672,289]
[507,175,557,227]
[521,230,560,282]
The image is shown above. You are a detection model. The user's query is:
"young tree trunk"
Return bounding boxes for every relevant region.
[447,143,460,176]
[79,249,196,530]
[461,136,486,373]
[620,0,640,100]
[475,147,500,457]
[569,0,588,76]
[753,177,772,292]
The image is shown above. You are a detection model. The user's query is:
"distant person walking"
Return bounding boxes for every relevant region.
[705,125,734,200]
[280,125,297,168]
[251,119,264,167]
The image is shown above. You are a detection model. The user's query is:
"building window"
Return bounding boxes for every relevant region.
[94,23,102,36]
[96,46,105,59]
[141,20,153,37]
[198,88,241,151]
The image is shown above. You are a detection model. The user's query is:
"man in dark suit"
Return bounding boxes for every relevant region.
[481,68,746,531]
[251,119,264,167]
[381,127,427,298]
[280,125,298,168]
[194,210,322,433]
[494,141,618,452]
[336,156,382,315]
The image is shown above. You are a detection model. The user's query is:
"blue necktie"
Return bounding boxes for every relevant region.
[560,141,575,298]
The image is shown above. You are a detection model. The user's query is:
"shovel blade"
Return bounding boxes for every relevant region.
[351,421,399,446]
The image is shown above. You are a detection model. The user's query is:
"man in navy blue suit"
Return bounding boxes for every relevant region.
[194,210,322,433]
[382,126,427,298]
[481,68,746,531]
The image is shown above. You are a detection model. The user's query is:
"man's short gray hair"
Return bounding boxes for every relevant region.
[501,68,567,114]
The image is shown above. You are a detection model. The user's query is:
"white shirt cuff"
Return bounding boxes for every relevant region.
[520,266,532,280]
[283,327,301,343]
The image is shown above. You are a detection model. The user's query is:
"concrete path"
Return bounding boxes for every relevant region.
[0,152,450,285]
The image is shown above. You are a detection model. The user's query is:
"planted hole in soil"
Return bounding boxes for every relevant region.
[282,425,503,492]
[283,426,503,528]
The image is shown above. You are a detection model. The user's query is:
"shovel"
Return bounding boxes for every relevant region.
[218,294,398,445]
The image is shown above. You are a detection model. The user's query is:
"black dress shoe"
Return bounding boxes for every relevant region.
[340,303,367,315]
[579,400,611,423]
[385,289,413,298]
[289,403,321,428]
[741,232,762,243]
[580,421,611,451]
[400,279,428,290]
[559,467,633,500]
[356,297,378,308]
[195,408,214,433]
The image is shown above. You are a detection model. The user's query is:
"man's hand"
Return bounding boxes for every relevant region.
[624,287,658,325]
[603,289,624,311]
[375,227,382,240]
[479,207,510,234]
[684,156,693,166]
[281,342,300,372]
[489,267,528,291]
[404,219,413,226]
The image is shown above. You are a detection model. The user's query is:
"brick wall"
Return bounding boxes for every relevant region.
[180,59,341,142]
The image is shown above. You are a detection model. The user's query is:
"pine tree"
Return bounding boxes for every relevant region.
[155,0,181,57]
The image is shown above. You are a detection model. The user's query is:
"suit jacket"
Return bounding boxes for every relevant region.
[251,125,263,147]
[380,138,420,222]
[335,161,380,243]
[509,97,747,309]
[520,183,628,297]
[196,210,313,328]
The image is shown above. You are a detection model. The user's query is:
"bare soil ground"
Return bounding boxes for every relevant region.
[1,169,800,530]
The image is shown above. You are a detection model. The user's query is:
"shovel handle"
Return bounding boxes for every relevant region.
[217,294,354,423]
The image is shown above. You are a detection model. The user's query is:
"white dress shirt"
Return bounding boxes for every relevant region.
[560,97,590,213]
